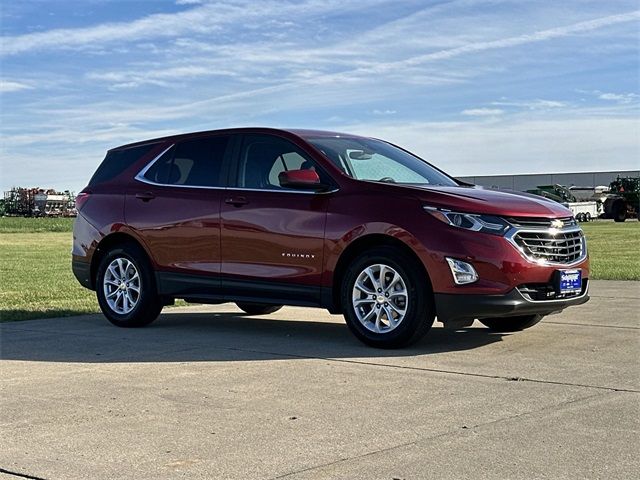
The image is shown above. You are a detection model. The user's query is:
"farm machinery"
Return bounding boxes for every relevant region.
[3,187,76,217]
[526,175,640,222]
[525,184,602,222]
[601,176,640,222]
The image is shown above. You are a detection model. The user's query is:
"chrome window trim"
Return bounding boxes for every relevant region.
[134,143,176,184]
[505,225,588,267]
[225,186,339,195]
[134,143,338,195]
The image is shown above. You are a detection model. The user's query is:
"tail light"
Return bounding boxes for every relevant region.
[75,192,91,211]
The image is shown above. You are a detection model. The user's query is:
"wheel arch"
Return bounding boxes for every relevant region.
[328,233,432,314]
[90,232,153,289]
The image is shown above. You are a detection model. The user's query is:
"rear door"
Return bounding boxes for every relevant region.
[220,133,333,305]
[125,134,234,294]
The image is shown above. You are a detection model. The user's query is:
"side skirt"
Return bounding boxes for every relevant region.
[156,271,333,309]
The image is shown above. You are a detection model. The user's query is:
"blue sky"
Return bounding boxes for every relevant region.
[1,0,639,193]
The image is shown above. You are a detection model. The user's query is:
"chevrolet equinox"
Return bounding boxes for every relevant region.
[72,128,589,348]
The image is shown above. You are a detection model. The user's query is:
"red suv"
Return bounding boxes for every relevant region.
[72,128,589,348]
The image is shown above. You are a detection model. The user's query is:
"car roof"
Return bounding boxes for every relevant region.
[110,127,368,152]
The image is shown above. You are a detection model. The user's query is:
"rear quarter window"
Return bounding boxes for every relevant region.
[88,143,157,186]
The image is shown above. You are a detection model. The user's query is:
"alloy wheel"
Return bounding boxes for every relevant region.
[351,263,409,333]
[103,257,141,314]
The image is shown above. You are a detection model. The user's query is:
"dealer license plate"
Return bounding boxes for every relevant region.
[557,269,582,294]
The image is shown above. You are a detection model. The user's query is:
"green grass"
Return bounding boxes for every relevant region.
[0,231,98,322]
[581,221,640,281]
[0,218,638,322]
[0,216,75,233]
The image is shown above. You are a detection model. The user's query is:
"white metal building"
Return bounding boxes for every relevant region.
[457,170,639,192]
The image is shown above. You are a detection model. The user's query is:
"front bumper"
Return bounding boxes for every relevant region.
[434,279,589,325]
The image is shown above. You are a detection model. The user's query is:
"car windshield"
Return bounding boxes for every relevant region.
[306,136,457,186]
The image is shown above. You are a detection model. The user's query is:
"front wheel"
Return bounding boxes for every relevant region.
[342,246,435,348]
[236,303,283,315]
[96,244,163,328]
[479,314,543,332]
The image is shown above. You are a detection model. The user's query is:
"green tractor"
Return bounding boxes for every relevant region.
[525,184,601,222]
[526,184,577,203]
[603,176,640,222]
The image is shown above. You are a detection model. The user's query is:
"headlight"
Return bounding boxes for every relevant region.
[423,207,510,235]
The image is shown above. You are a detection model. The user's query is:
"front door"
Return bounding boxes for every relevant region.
[220,134,333,305]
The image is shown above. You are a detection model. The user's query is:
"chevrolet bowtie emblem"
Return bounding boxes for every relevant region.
[551,219,564,229]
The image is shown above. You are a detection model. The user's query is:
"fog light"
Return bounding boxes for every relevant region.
[446,258,478,285]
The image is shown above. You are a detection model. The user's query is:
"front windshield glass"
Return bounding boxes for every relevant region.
[306,136,457,186]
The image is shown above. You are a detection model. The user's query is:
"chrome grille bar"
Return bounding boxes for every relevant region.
[505,224,587,266]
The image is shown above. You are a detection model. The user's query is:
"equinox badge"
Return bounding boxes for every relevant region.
[282,252,316,259]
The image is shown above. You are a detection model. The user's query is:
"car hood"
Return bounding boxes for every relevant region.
[405,184,573,218]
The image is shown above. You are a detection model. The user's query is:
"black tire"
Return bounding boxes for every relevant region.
[479,314,543,332]
[576,213,584,223]
[613,201,626,222]
[584,212,591,222]
[236,303,283,315]
[96,243,163,328]
[341,246,435,348]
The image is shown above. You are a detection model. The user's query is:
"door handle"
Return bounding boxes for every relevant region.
[135,192,156,202]
[225,196,248,207]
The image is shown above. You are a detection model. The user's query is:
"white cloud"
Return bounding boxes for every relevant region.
[598,92,639,104]
[577,89,640,105]
[0,0,392,56]
[461,108,504,116]
[70,10,639,123]
[342,117,640,176]
[492,99,568,110]
[0,80,33,92]
[86,65,238,89]
[360,10,640,74]
[372,109,397,115]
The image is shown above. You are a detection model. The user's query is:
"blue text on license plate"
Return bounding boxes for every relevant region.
[558,269,582,293]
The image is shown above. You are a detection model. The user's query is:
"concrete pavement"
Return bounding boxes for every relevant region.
[1,280,638,479]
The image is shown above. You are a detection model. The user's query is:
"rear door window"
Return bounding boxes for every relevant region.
[142,136,230,187]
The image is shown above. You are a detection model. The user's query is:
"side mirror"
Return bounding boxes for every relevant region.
[278,169,329,191]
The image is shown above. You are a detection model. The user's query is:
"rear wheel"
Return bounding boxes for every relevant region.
[479,314,543,332]
[584,212,591,222]
[236,303,283,315]
[613,201,627,222]
[96,243,163,327]
[341,246,435,348]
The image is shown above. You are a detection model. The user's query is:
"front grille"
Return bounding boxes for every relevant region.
[513,229,584,264]
[505,216,577,228]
